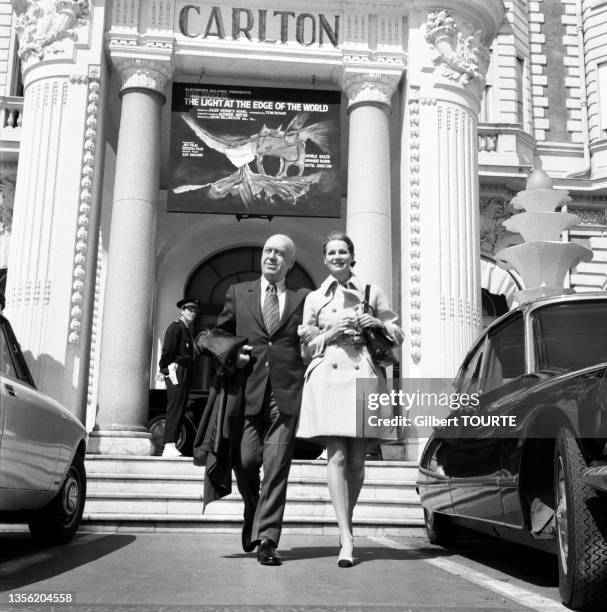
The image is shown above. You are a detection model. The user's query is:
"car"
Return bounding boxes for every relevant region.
[0,313,87,543]
[417,292,607,610]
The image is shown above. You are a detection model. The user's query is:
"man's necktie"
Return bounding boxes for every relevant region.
[263,283,280,335]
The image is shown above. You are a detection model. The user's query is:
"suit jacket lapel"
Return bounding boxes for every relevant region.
[242,280,265,331]
[273,287,303,336]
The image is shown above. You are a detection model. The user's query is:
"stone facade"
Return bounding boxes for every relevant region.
[0,0,606,454]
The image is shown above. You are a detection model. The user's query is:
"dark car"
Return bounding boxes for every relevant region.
[0,314,87,543]
[417,293,607,610]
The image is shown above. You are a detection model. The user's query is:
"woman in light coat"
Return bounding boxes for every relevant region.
[297,231,404,567]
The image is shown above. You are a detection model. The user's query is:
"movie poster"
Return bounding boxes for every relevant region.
[168,83,341,217]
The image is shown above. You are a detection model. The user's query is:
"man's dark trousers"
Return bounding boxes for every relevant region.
[235,382,298,546]
[215,279,308,547]
[165,365,190,443]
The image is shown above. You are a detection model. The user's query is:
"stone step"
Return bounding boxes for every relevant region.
[81,514,425,535]
[82,456,423,534]
[86,474,419,501]
[85,456,419,481]
[84,492,422,520]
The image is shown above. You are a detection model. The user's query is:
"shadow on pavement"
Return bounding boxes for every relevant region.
[0,532,136,590]
[224,543,451,564]
[442,530,558,588]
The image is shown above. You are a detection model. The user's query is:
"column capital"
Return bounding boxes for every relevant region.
[342,69,402,110]
[12,0,90,66]
[423,10,492,96]
[112,56,173,97]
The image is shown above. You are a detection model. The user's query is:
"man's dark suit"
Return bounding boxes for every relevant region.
[215,279,308,546]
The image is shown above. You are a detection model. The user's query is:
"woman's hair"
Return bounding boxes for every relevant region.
[322,231,355,260]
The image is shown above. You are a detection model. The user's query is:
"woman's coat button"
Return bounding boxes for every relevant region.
[332,363,338,369]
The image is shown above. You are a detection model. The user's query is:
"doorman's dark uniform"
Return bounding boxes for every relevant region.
[159,320,195,444]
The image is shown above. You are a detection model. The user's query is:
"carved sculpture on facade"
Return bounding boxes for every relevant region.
[0,176,15,234]
[480,196,522,255]
[11,0,89,64]
[424,10,491,89]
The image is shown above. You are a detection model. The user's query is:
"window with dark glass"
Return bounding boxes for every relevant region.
[482,312,525,392]
[532,301,607,372]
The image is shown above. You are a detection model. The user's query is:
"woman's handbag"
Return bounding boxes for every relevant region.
[362,284,399,367]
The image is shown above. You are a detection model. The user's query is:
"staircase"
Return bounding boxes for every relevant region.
[83,456,423,536]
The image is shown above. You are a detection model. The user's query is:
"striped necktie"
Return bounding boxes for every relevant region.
[263,283,280,335]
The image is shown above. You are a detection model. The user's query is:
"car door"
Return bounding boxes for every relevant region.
[0,317,64,492]
[449,313,526,525]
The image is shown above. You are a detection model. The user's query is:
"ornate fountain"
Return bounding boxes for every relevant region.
[495,168,593,304]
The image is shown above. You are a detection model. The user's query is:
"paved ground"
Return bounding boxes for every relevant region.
[0,529,567,611]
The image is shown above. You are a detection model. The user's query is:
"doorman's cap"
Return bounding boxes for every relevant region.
[176,298,201,309]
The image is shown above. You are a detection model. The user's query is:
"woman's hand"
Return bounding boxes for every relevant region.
[335,312,358,333]
[357,313,382,329]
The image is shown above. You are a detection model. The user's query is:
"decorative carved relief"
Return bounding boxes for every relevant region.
[480,196,523,256]
[0,175,16,234]
[69,72,99,344]
[568,207,607,226]
[407,89,422,364]
[12,0,90,64]
[424,10,490,89]
[342,70,401,107]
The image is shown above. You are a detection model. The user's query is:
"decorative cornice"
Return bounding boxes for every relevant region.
[68,71,99,344]
[12,0,89,65]
[568,207,607,226]
[342,70,402,108]
[113,57,173,95]
[424,10,490,92]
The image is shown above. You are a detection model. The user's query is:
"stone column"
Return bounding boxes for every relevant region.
[401,3,504,380]
[343,71,401,299]
[5,1,102,422]
[88,57,172,455]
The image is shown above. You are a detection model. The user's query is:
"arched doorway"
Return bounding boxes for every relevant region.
[184,246,315,390]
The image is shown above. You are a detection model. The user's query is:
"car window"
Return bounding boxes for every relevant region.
[482,313,525,393]
[0,319,36,387]
[532,301,607,372]
[1,323,18,379]
[458,338,486,395]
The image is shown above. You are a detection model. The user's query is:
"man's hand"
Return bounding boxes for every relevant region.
[298,325,318,343]
[236,344,253,368]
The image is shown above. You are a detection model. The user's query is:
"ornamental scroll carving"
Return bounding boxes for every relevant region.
[0,176,16,234]
[424,11,490,89]
[11,0,89,64]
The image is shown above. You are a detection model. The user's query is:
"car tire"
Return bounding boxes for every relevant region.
[28,453,86,545]
[424,507,459,547]
[148,415,196,457]
[554,427,607,609]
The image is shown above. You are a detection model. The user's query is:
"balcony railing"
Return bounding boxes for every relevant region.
[1,96,23,130]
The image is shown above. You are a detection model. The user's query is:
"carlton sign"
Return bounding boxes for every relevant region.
[178,4,341,47]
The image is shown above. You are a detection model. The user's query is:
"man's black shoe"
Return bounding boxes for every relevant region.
[241,520,256,553]
[257,539,281,566]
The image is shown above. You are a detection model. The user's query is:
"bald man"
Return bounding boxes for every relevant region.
[215,234,309,565]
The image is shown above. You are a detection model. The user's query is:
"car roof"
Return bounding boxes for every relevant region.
[483,291,607,334]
